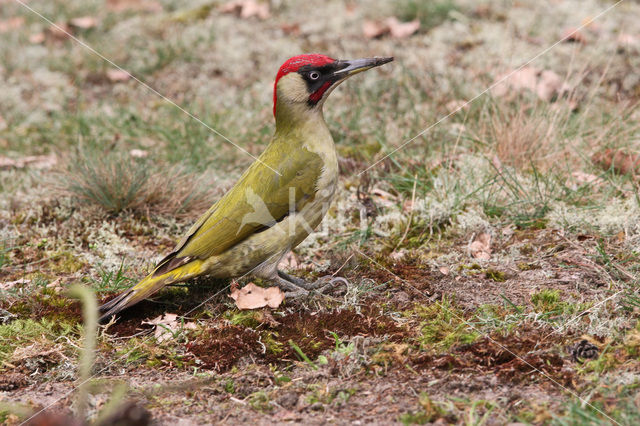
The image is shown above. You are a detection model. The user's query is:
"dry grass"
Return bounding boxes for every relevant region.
[482,102,570,171]
[56,151,218,218]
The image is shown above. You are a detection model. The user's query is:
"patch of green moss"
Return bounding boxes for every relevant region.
[224,379,235,394]
[262,331,284,356]
[409,297,479,351]
[50,250,85,273]
[224,310,260,328]
[484,268,507,282]
[6,285,81,324]
[530,289,589,321]
[0,318,79,368]
[531,289,561,312]
[305,384,357,407]
[248,390,272,412]
[517,262,533,271]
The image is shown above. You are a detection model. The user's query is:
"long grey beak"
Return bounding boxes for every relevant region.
[333,56,394,77]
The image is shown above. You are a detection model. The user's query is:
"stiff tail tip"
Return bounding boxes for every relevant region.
[98,273,163,322]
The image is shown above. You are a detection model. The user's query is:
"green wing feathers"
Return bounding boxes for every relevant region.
[170,146,323,261]
[98,142,323,320]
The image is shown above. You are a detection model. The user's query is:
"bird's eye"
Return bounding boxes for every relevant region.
[309,71,320,80]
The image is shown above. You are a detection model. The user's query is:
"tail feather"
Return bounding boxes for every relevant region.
[98,259,205,322]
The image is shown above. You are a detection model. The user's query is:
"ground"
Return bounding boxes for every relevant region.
[1,0,640,424]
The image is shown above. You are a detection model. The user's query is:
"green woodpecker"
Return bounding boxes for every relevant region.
[99,54,393,321]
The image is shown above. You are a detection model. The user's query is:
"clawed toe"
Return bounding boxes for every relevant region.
[278,271,349,293]
[283,289,309,299]
[272,269,351,299]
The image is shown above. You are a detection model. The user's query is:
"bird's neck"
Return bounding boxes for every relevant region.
[274,100,333,147]
[275,99,326,131]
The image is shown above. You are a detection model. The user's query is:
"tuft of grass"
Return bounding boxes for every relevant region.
[550,384,640,426]
[92,261,135,293]
[396,0,459,31]
[481,162,560,229]
[57,149,216,217]
[400,392,449,425]
[289,339,319,370]
[0,242,13,271]
[477,102,570,172]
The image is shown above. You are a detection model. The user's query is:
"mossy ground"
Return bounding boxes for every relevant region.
[2,0,640,424]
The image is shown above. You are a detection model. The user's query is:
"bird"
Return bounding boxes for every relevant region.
[99,54,393,321]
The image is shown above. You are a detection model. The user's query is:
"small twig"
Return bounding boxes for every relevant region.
[331,253,355,277]
[229,397,247,405]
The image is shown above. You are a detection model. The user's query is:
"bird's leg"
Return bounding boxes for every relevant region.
[277,270,308,287]
[271,273,309,298]
[277,270,349,292]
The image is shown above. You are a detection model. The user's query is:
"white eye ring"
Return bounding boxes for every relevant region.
[309,71,320,80]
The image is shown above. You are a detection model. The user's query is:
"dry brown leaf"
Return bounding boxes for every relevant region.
[143,313,196,343]
[0,17,24,33]
[29,32,46,44]
[69,16,98,29]
[106,68,131,82]
[469,232,491,260]
[445,99,469,114]
[49,22,72,40]
[46,278,63,293]
[363,17,419,39]
[229,282,284,310]
[562,27,586,43]
[0,154,57,170]
[107,0,163,12]
[386,17,420,39]
[592,148,640,177]
[492,66,537,97]
[617,33,638,49]
[492,67,569,102]
[1,278,30,291]
[220,0,270,20]
[536,70,565,102]
[280,23,300,36]
[571,171,601,187]
[363,20,387,39]
[581,17,601,33]
[129,148,149,158]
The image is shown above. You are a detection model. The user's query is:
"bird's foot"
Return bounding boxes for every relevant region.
[277,270,349,296]
[282,288,309,299]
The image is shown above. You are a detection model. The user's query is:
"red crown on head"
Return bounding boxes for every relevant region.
[273,54,335,117]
